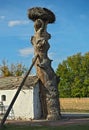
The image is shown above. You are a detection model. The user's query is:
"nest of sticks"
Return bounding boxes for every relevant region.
[28,7,56,23]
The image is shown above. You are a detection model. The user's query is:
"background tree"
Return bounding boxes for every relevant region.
[56,52,89,98]
[0,60,27,77]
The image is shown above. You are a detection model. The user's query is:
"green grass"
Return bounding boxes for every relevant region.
[1,124,89,130]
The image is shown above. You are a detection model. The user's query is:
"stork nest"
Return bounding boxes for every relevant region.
[28,7,56,23]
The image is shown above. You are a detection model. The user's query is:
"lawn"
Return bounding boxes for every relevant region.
[1,124,89,130]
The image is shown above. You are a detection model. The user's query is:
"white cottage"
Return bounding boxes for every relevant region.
[0,76,41,120]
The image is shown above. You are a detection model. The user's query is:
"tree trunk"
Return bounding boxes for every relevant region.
[28,7,61,120]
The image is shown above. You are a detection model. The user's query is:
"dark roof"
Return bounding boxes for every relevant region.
[0,76,39,90]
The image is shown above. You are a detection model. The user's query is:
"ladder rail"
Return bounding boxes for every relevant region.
[0,55,38,127]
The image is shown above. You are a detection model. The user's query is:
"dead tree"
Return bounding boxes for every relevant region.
[28,7,61,120]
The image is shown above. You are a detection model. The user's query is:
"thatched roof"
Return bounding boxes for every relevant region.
[0,76,39,90]
[28,7,56,23]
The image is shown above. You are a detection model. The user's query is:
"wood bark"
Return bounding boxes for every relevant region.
[31,18,61,120]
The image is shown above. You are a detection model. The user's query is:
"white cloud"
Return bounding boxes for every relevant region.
[0,16,5,20]
[19,47,34,57]
[8,20,29,27]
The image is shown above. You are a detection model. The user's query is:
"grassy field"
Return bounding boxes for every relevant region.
[60,98,89,112]
[1,124,89,130]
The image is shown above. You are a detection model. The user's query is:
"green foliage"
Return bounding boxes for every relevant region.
[56,52,89,98]
[0,60,27,77]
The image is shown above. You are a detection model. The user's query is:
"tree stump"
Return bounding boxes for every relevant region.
[28,7,61,120]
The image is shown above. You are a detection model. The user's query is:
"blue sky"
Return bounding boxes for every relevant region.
[0,0,89,72]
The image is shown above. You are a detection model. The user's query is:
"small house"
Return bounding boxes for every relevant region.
[0,76,41,120]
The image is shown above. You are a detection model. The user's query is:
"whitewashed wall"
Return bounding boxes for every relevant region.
[0,83,41,120]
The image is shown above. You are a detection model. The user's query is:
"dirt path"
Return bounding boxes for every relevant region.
[4,117,89,126]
